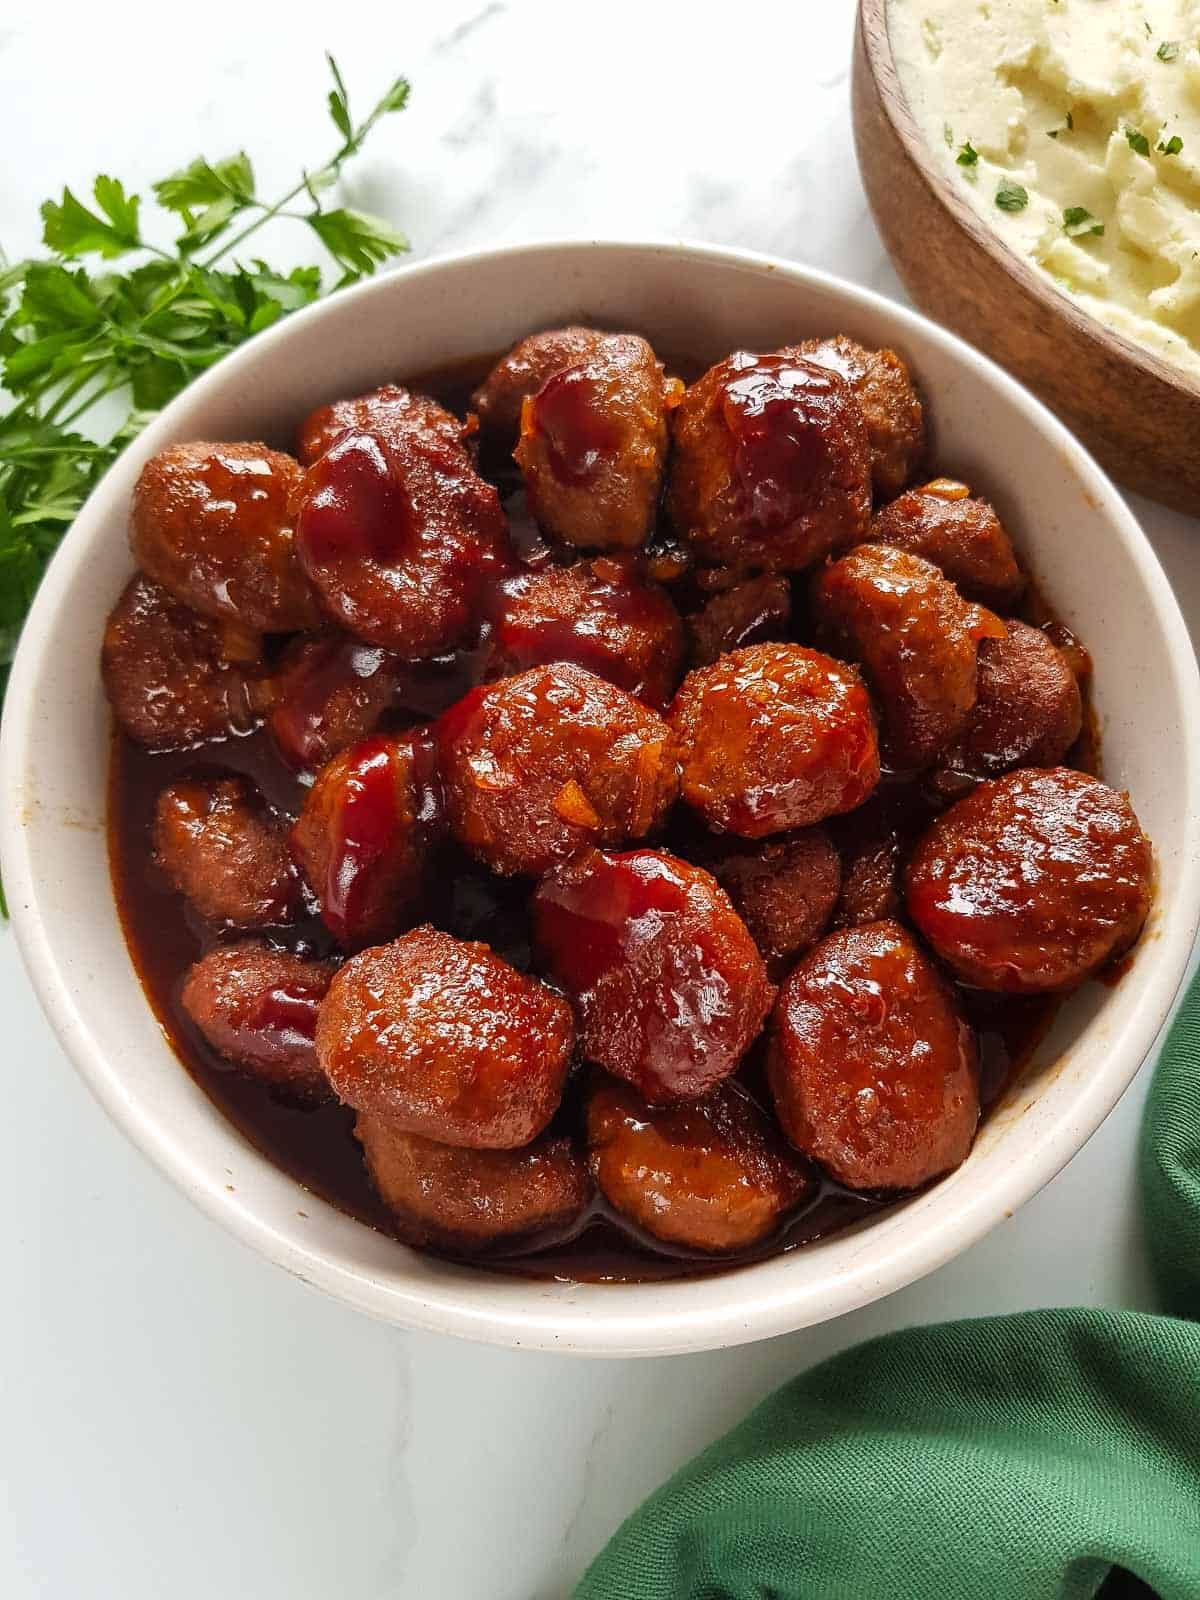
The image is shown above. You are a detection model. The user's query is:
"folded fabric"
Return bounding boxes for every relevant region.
[575,968,1200,1600]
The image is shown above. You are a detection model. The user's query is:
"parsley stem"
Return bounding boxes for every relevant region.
[57,375,125,430]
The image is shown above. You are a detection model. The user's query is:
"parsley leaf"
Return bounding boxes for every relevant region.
[995,182,1029,212]
[1063,205,1105,237]
[1126,126,1152,156]
[308,208,410,281]
[41,178,142,259]
[956,141,979,167]
[1157,40,1179,61]
[1158,133,1184,155]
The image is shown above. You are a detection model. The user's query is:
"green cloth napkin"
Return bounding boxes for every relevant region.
[575,968,1200,1600]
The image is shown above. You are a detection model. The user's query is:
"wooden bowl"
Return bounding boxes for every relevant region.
[853,0,1200,514]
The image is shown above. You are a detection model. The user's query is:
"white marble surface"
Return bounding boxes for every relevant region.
[2,3,1199,1596]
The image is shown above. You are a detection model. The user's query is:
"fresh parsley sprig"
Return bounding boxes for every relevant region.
[0,54,411,706]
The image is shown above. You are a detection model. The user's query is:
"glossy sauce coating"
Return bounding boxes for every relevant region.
[101,575,267,750]
[290,730,443,947]
[667,349,871,573]
[153,775,298,928]
[485,555,684,708]
[131,441,316,633]
[669,642,880,836]
[267,633,407,772]
[870,480,1024,611]
[181,941,336,1102]
[941,620,1082,779]
[296,383,470,465]
[906,768,1153,993]
[437,662,679,877]
[768,919,979,1191]
[356,1114,592,1250]
[315,925,575,1147]
[707,826,841,974]
[515,333,675,550]
[471,327,608,444]
[294,405,510,657]
[811,543,1005,770]
[686,575,792,668]
[798,335,925,499]
[586,1077,813,1252]
[532,848,773,1103]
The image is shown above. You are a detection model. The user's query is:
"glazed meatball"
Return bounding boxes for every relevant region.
[515,333,675,550]
[356,1115,591,1251]
[587,1078,812,1253]
[708,827,841,972]
[268,633,406,771]
[941,621,1082,779]
[686,575,792,669]
[798,335,925,499]
[811,543,1005,771]
[768,920,979,1192]
[669,642,880,837]
[316,926,575,1148]
[905,769,1153,993]
[294,411,511,658]
[667,349,871,574]
[154,776,298,927]
[131,441,317,633]
[828,788,932,930]
[471,327,608,444]
[485,556,684,708]
[532,848,773,1103]
[181,942,336,1101]
[870,480,1024,611]
[290,730,442,948]
[102,575,266,750]
[437,662,679,878]
[296,383,469,465]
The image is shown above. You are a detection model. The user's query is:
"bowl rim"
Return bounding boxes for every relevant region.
[857,0,1200,405]
[3,235,1199,1356]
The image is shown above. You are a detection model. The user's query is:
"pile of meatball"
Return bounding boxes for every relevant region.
[102,323,1154,1263]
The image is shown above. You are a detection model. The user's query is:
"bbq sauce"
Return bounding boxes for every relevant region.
[108,349,1078,1284]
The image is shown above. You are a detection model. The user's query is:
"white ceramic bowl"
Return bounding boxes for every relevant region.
[3,240,1198,1356]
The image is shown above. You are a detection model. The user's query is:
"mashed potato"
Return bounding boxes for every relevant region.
[890,0,1200,379]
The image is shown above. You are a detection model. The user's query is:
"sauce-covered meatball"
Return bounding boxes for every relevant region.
[294,407,511,658]
[708,827,841,972]
[870,480,1024,611]
[669,642,880,837]
[154,776,298,927]
[102,575,266,750]
[356,1115,591,1251]
[941,620,1082,779]
[316,926,574,1147]
[828,788,932,930]
[131,441,316,633]
[290,730,442,948]
[515,333,675,550]
[685,575,792,669]
[811,543,1005,771]
[667,349,871,574]
[181,941,336,1101]
[485,556,684,708]
[296,383,469,465]
[798,335,925,499]
[268,633,406,772]
[471,327,608,444]
[768,920,979,1191]
[587,1077,812,1252]
[532,848,773,1103]
[905,769,1153,993]
[437,662,679,878]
